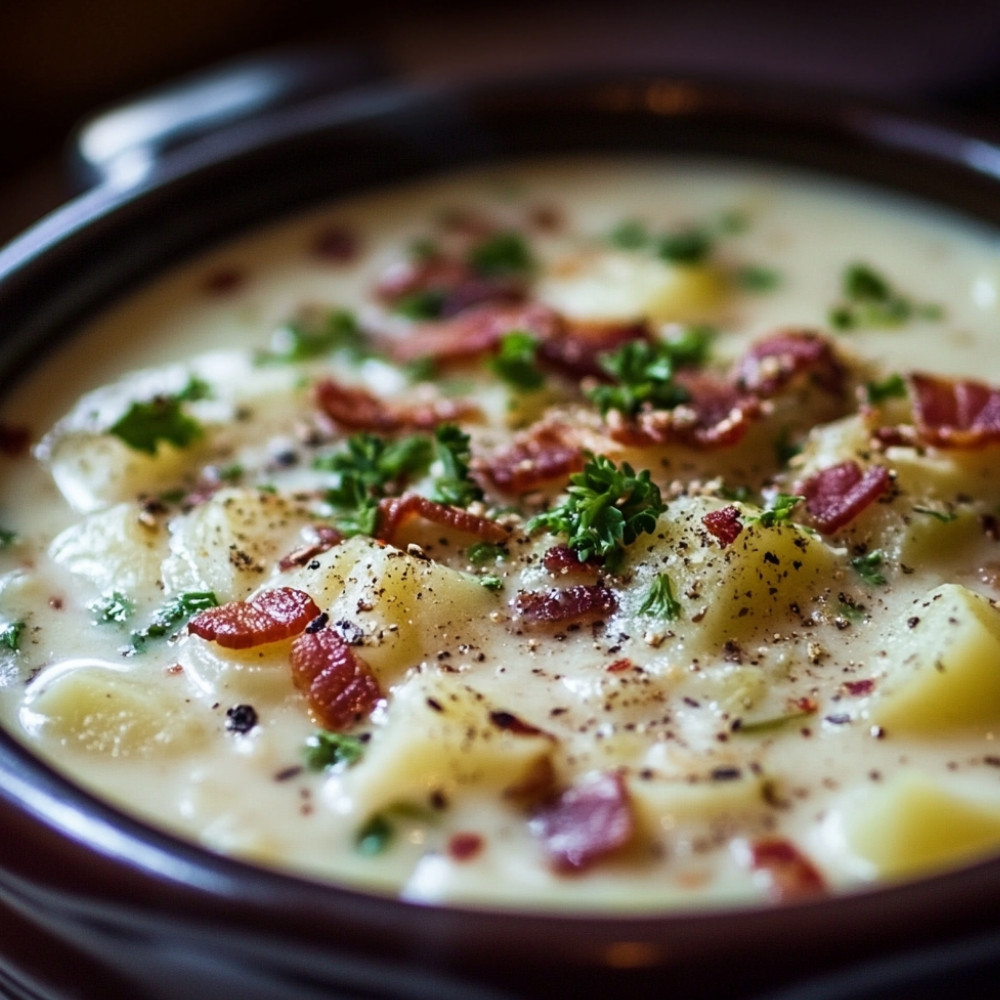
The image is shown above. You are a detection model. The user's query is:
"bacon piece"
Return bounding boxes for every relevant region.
[390,302,561,365]
[313,378,477,433]
[735,329,845,397]
[702,505,744,546]
[376,493,510,545]
[610,373,760,450]
[479,424,584,494]
[188,587,321,649]
[278,525,344,571]
[290,627,382,730]
[310,224,359,264]
[542,544,601,575]
[909,373,1000,448]
[530,771,634,872]
[746,838,826,902]
[512,584,617,625]
[797,460,890,534]
[447,832,485,861]
[538,319,648,379]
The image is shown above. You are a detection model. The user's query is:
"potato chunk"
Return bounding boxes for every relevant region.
[873,584,1000,734]
[21,662,210,758]
[836,772,1000,880]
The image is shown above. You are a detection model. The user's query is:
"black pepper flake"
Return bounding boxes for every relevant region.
[305,612,330,634]
[274,765,303,782]
[225,704,258,733]
[426,697,445,713]
[333,619,364,645]
[824,713,851,725]
[711,766,741,781]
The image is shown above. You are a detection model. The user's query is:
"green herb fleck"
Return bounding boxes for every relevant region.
[404,356,438,383]
[752,494,804,528]
[912,505,958,523]
[588,339,691,417]
[735,264,781,292]
[865,373,907,404]
[467,231,534,277]
[109,394,204,456]
[829,262,942,331]
[527,453,666,569]
[837,595,866,622]
[303,731,365,771]
[356,812,394,856]
[657,227,712,265]
[467,541,506,564]
[0,621,24,652]
[393,290,447,320]
[851,550,887,587]
[0,527,16,549]
[176,375,213,402]
[489,331,545,391]
[608,218,650,250]
[430,425,483,508]
[89,590,135,625]
[775,427,801,465]
[479,575,504,592]
[260,308,366,363]
[129,591,217,653]
[639,573,681,620]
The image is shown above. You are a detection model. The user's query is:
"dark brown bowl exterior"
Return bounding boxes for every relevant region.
[2,71,1000,1000]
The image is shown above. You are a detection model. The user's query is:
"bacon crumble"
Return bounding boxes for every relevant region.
[909,372,1000,448]
[376,493,510,545]
[702,505,744,546]
[512,584,618,625]
[188,587,321,649]
[745,838,827,902]
[314,377,478,433]
[797,460,890,534]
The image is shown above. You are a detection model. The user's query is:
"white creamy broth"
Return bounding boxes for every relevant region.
[3,156,1000,912]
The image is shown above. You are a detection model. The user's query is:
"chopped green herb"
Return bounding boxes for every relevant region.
[865,373,907,404]
[109,394,204,456]
[837,595,867,622]
[656,227,712,265]
[851,550,887,587]
[430,425,483,508]
[0,527,16,549]
[393,289,447,320]
[303,731,365,771]
[912,505,958,523]
[489,331,545,391]
[260,308,366,363]
[527,453,666,569]
[479,575,504,592]
[588,339,691,417]
[403,356,438,383]
[89,590,135,625]
[735,264,781,292]
[639,573,681,620]
[176,375,213,402]
[467,541,506,564]
[718,483,752,503]
[829,262,943,331]
[775,427,801,465]
[129,591,217,653]
[752,494,804,528]
[356,812,394,856]
[467,231,534,277]
[736,706,816,734]
[217,463,244,483]
[608,218,650,250]
[0,621,24,652]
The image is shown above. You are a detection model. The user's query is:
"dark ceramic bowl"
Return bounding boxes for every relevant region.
[2,64,1000,1000]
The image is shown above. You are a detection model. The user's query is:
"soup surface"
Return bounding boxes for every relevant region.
[3,157,1000,910]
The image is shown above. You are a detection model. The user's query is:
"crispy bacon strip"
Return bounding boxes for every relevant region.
[188,587,321,649]
[376,493,510,545]
[797,460,890,534]
[746,838,827,902]
[530,771,634,872]
[278,525,344,571]
[542,545,601,575]
[909,372,1000,448]
[702,505,744,546]
[512,584,617,625]
[390,302,561,365]
[479,424,585,494]
[290,626,382,730]
[538,319,648,379]
[735,329,845,397]
[314,378,477,432]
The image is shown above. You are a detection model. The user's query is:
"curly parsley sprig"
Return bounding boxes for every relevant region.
[528,453,666,570]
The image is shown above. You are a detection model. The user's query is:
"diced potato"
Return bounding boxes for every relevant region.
[20,661,211,758]
[872,583,1000,734]
[49,502,169,596]
[162,489,314,603]
[836,772,1000,880]
[333,673,555,817]
[537,249,725,324]
[278,535,500,678]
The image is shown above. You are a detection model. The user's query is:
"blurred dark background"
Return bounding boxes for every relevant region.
[3,0,1000,242]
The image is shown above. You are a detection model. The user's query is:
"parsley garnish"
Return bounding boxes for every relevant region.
[479,575,504,592]
[489,331,545,391]
[318,433,434,535]
[639,573,681,619]
[735,264,781,292]
[752,494,804,528]
[89,590,135,625]
[527,453,666,570]
[0,527,16,549]
[588,338,698,417]
[865,373,907,404]
[912,505,958,523]
[0,621,24,652]
[109,393,204,455]
[829,263,942,331]
[129,591,217,654]
[430,425,483,508]
[657,227,712,265]
[175,375,213,402]
[851,550,887,587]
[467,231,534,277]
[393,290,447,320]
[356,812,394,856]
[608,218,650,250]
[404,356,438,383]
[303,731,365,771]
[467,541,506,564]
[260,308,366,363]
[735,705,816,734]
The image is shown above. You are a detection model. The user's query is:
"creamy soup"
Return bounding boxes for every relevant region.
[3,157,1000,911]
